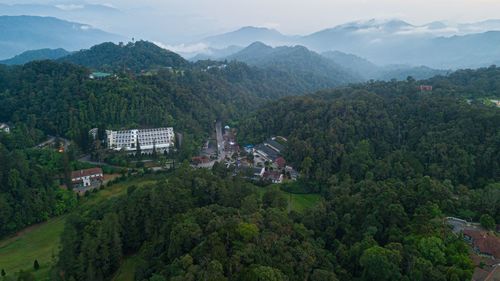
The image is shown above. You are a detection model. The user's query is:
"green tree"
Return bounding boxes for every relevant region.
[245,266,287,281]
[480,214,495,230]
[33,259,40,271]
[360,246,402,281]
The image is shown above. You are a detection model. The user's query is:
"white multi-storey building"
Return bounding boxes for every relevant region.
[106,127,174,153]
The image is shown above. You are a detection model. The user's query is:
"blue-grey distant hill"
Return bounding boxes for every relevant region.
[0,16,124,60]
[322,51,448,81]
[195,19,500,69]
[0,48,71,65]
[226,42,363,86]
[226,42,446,82]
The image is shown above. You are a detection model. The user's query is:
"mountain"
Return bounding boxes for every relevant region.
[189,45,243,61]
[192,19,500,69]
[0,48,70,65]
[300,20,500,68]
[0,16,123,60]
[201,26,295,48]
[322,51,448,80]
[226,42,361,86]
[322,51,380,79]
[60,41,188,72]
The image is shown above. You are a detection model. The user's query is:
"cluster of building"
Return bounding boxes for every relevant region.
[241,137,298,184]
[191,121,298,184]
[446,217,500,281]
[104,127,175,154]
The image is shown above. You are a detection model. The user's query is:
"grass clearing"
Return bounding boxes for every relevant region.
[0,216,66,281]
[112,255,142,281]
[0,174,161,280]
[258,184,322,213]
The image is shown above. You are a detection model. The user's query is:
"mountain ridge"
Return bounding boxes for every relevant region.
[0,15,124,59]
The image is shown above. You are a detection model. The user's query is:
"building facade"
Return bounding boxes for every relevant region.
[71,168,104,189]
[106,127,174,154]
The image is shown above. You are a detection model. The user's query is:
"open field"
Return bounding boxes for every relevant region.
[258,184,322,213]
[0,174,161,280]
[112,256,142,281]
[0,216,66,280]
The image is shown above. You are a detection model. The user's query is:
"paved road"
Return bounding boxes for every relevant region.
[216,121,224,157]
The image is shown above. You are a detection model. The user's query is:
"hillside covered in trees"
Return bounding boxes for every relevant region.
[0,41,499,281]
[59,41,189,73]
[48,67,500,281]
[53,167,476,281]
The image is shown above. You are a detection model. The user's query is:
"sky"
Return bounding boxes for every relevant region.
[2,0,500,43]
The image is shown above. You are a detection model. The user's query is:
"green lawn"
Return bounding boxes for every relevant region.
[258,184,322,213]
[112,256,142,281]
[0,216,66,281]
[288,193,322,213]
[0,174,160,280]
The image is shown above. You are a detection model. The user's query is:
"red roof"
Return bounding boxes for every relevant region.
[71,168,103,179]
[464,229,500,259]
[275,157,286,168]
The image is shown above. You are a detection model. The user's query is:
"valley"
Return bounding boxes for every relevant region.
[0,6,499,280]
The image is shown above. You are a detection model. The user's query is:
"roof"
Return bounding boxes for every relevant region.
[473,267,492,281]
[91,72,111,78]
[485,265,500,281]
[264,171,282,181]
[464,229,500,259]
[265,139,285,153]
[71,168,103,179]
[275,157,286,168]
[255,144,279,161]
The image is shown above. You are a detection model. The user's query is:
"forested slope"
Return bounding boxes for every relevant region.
[51,67,500,281]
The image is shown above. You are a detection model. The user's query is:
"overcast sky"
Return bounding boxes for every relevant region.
[3,0,500,43]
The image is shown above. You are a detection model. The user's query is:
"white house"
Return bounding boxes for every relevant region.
[0,123,10,134]
[71,168,104,189]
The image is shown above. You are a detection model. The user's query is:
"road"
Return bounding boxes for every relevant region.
[215,120,224,158]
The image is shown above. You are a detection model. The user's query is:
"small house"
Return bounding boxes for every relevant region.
[0,123,10,133]
[71,168,104,189]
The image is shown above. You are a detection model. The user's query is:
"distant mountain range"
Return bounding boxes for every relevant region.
[0,48,71,65]
[188,19,500,69]
[226,42,362,85]
[0,16,123,59]
[1,39,445,82]
[225,42,447,81]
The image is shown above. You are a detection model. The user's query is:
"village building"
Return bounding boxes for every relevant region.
[254,144,280,162]
[71,168,103,189]
[419,85,433,91]
[0,123,10,133]
[264,138,285,153]
[89,72,112,79]
[106,127,174,154]
[463,229,500,259]
[263,171,284,184]
[275,157,286,169]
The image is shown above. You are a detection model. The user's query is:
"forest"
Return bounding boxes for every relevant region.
[51,70,500,280]
[0,45,499,281]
